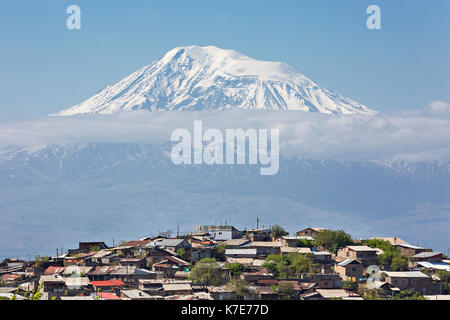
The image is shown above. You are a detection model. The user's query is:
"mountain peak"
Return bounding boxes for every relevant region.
[51,45,376,116]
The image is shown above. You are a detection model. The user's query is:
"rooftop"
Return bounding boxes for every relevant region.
[383,271,430,278]
[346,246,379,252]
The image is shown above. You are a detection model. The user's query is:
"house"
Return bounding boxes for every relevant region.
[257,286,277,300]
[174,271,190,281]
[87,266,114,281]
[336,259,363,281]
[315,289,359,300]
[241,270,275,283]
[64,277,90,295]
[68,242,108,255]
[121,289,154,300]
[222,238,251,248]
[241,242,282,257]
[280,247,312,255]
[0,273,23,285]
[370,237,410,246]
[90,279,125,292]
[337,246,378,267]
[195,225,243,241]
[151,238,192,252]
[367,281,394,297]
[96,292,121,300]
[208,286,239,300]
[119,258,146,268]
[395,243,432,257]
[417,261,450,272]
[63,265,92,277]
[382,271,433,294]
[310,274,342,289]
[163,283,193,296]
[44,266,66,275]
[39,275,66,297]
[110,266,137,284]
[246,228,272,242]
[190,243,215,262]
[412,251,443,262]
[296,227,324,238]
[410,252,444,268]
[281,235,313,247]
[312,251,332,264]
[225,248,257,259]
[152,256,190,277]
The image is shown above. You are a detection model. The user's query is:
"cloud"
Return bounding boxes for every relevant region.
[0,101,449,162]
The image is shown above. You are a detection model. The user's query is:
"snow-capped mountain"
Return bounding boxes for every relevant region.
[52,46,376,116]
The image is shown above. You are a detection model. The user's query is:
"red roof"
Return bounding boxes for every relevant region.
[1,274,21,281]
[44,266,66,275]
[96,292,121,300]
[90,280,125,287]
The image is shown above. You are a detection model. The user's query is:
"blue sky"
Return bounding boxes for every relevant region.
[0,0,448,119]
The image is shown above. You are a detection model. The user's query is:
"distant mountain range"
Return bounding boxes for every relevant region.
[1,143,449,258]
[52,46,376,116]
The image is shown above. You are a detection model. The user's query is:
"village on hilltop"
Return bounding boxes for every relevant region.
[1,223,450,301]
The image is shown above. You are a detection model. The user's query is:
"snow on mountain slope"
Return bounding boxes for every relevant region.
[52,46,376,116]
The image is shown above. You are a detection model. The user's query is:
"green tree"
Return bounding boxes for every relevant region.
[263,253,317,279]
[436,270,450,294]
[90,245,100,252]
[313,229,353,254]
[270,225,288,238]
[275,281,296,300]
[176,248,188,261]
[188,258,227,287]
[215,243,227,261]
[225,277,252,300]
[289,253,317,275]
[34,255,49,267]
[390,255,408,271]
[226,263,244,277]
[391,289,426,300]
[31,282,44,300]
[297,238,314,248]
[342,280,358,292]
[362,239,408,270]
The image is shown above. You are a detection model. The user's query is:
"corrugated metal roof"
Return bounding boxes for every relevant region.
[163,283,193,292]
[64,277,90,287]
[337,259,360,267]
[396,243,425,250]
[347,246,378,252]
[413,251,442,259]
[225,248,257,255]
[122,289,152,299]
[418,261,450,271]
[383,271,430,278]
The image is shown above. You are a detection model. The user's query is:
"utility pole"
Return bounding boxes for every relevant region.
[256,217,259,229]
